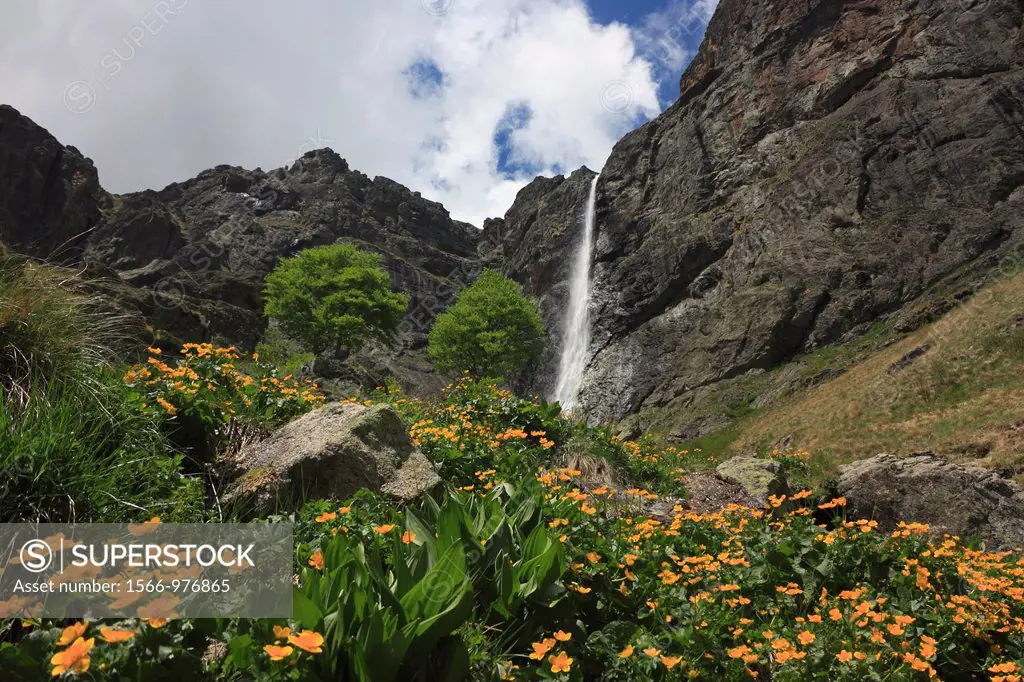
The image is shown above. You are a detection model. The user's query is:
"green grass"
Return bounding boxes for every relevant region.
[0,372,206,522]
[729,271,1024,474]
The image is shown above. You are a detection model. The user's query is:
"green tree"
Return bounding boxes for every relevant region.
[428,270,545,379]
[262,244,409,354]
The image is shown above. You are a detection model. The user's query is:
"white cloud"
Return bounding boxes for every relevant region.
[0,0,665,226]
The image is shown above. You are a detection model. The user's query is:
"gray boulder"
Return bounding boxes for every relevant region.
[715,456,790,505]
[837,452,1024,549]
[222,402,440,515]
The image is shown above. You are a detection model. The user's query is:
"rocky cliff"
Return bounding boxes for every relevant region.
[1,0,1022,433]
[0,104,481,361]
[501,0,1024,437]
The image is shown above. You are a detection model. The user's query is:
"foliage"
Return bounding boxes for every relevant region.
[11,363,1024,682]
[427,270,545,380]
[255,326,316,377]
[0,258,205,524]
[262,244,410,355]
[402,378,564,485]
[124,344,325,457]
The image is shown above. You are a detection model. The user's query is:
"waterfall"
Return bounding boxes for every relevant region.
[551,174,599,412]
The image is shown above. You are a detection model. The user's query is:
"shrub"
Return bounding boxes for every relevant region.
[427,270,545,380]
[262,244,410,355]
[124,343,325,458]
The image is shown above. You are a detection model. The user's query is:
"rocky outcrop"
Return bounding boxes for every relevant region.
[0,105,480,347]
[493,0,1024,435]
[837,452,1024,549]
[0,105,109,260]
[82,149,482,351]
[221,402,440,516]
[0,105,482,392]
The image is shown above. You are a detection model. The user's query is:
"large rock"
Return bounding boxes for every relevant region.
[837,452,1024,549]
[715,456,790,505]
[222,402,440,515]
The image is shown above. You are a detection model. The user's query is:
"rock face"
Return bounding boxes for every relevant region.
[0,105,108,260]
[496,0,1024,435]
[837,452,1024,549]
[222,402,440,516]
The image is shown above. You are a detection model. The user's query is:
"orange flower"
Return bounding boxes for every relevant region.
[315,512,337,523]
[797,631,815,646]
[529,639,556,660]
[156,397,177,415]
[50,637,94,676]
[338,506,351,514]
[272,625,292,640]
[264,644,294,661]
[99,627,135,643]
[660,655,682,669]
[836,650,853,663]
[643,647,661,658]
[727,646,750,659]
[308,550,325,570]
[373,524,396,535]
[549,652,573,674]
[618,644,634,659]
[990,662,1020,674]
[402,530,417,544]
[288,630,324,654]
[57,622,87,646]
[143,618,168,629]
[554,630,572,642]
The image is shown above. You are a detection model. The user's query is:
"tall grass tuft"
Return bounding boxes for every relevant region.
[0,254,204,522]
[0,253,132,410]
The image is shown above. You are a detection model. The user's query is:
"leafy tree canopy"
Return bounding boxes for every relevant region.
[428,269,545,379]
[263,244,409,354]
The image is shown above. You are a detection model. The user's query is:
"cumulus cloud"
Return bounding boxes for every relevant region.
[0,0,672,226]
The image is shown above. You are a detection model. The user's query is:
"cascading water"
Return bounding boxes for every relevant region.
[551,174,599,412]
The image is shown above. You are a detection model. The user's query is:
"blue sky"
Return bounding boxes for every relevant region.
[1,0,718,225]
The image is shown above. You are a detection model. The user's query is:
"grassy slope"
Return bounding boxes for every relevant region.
[687,271,1024,479]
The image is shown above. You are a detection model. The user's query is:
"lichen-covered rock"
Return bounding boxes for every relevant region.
[715,456,789,505]
[837,452,1024,549]
[221,402,440,516]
